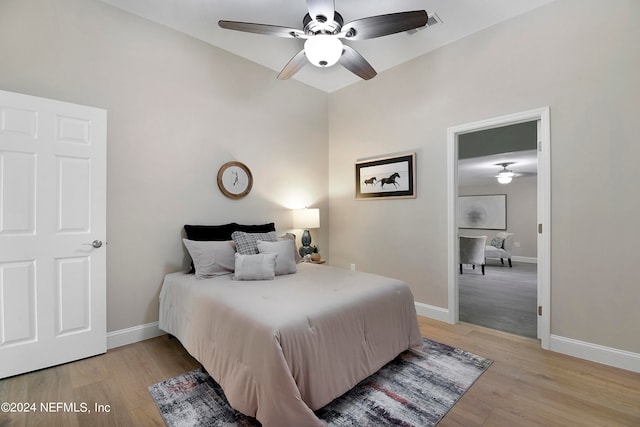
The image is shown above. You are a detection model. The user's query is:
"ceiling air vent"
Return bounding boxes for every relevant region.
[406,13,442,35]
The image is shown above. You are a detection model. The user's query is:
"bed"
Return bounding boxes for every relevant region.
[159,224,422,427]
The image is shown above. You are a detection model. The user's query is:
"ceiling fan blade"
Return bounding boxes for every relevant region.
[277,49,307,80]
[340,10,428,40]
[339,45,377,80]
[307,0,335,23]
[219,20,305,38]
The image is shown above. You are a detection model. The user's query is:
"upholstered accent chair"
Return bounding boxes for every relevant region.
[459,235,487,275]
[485,232,515,267]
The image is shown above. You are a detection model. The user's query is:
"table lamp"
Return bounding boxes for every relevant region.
[293,208,320,257]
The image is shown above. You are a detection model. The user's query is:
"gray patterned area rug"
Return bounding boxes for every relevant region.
[148,338,492,427]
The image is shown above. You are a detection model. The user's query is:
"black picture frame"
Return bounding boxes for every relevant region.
[355,153,416,200]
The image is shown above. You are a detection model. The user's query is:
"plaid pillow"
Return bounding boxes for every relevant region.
[231,231,277,255]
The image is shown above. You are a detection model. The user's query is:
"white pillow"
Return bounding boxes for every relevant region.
[182,239,236,279]
[233,253,277,281]
[278,232,302,263]
[257,239,297,276]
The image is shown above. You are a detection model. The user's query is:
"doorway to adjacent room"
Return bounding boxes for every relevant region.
[457,123,538,338]
[446,107,551,348]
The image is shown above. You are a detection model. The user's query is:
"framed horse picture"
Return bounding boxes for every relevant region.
[355,152,416,200]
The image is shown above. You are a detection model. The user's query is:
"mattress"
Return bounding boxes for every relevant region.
[159,262,422,427]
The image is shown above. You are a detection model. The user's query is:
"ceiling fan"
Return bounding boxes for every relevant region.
[218,0,429,81]
[495,162,518,184]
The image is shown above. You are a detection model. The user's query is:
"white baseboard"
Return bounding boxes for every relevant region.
[415,303,640,373]
[549,335,640,373]
[107,321,165,350]
[107,317,640,374]
[414,302,450,323]
[512,256,537,263]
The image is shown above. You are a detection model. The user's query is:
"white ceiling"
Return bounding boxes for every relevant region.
[458,150,538,187]
[101,0,556,93]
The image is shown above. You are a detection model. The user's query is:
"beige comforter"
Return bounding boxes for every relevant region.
[159,263,422,427]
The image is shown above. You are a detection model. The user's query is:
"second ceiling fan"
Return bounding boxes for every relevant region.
[219,0,429,81]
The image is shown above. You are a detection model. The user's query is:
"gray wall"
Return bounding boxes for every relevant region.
[328,0,640,353]
[0,0,329,332]
[459,176,538,259]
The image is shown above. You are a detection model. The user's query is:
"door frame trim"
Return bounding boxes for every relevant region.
[446,107,551,349]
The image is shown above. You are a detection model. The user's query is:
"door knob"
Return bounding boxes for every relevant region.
[84,240,103,248]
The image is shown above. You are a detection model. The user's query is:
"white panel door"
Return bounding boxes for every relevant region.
[0,89,106,378]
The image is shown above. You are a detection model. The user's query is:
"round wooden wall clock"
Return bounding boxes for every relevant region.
[217,161,253,199]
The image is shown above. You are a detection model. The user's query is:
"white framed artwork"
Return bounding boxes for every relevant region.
[458,194,506,230]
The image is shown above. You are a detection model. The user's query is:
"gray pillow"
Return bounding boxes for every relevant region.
[231,231,277,255]
[490,237,504,249]
[257,239,297,276]
[279,232,302,263]
[233,253,277,281]
[182,239,235,279]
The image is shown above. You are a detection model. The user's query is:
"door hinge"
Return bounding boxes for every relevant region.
[538,306,542,316]
[538,141,542,151]
[538,224,542,234]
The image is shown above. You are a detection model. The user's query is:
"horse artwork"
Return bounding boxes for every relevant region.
[378,172,400,189]
[355,153,416,200]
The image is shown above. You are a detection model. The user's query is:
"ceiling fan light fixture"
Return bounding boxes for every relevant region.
[219,6,428,80]
[495,162,515,184]
[304,35,343,67]
[497,173,514,184]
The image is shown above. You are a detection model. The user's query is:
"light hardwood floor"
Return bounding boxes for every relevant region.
[1,318,639,426]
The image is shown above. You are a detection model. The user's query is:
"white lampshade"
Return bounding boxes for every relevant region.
[304,35,343,68]
[293,208,320,229]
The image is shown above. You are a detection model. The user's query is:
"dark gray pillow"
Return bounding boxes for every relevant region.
[184,222,275,241]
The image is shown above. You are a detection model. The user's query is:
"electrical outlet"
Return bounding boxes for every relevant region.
[350,264,356,271]
[514,241,521,248]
